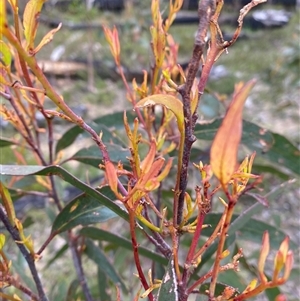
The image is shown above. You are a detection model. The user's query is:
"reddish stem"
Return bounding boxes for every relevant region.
[128,210,153,301]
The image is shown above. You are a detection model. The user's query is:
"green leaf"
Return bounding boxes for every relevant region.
[93,110,136,129]
[55,121,127,154]
[260,133,300,175]
[195,119,273,144]
[51,188,118,234]
[202,206,297,250]
[0,165,128,221]
[252,164,290,180]
[67,144,130,167]
[97,267,111,301]
[237,219,297,250]
[55,110,135,154]
[0,40,12,67]
[157,257,178,301]
[55,125,84,154]
[80,227,168,266]
[227,202,265,236]
[66,279,80,301]
[265,286,281,301]
[194,119,300,175]
[0,138,16,148]
[84,239,126,291]
[46,243,68,268]
[218,270,246,293]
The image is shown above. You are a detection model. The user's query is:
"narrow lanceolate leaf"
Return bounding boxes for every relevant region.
[135,94,184,132]
[0,181,16,225]
[0,40,12,67]
[68,144,130,168]
[51,189,118,235]
[84,239,127,291]
[0,138,16,148]
[33,23,62,54]
[0,165,128,220]
[157,257,178,301]
[80,227,169,266]
[0,233,5,250]
[23,0,46,51]
[0,0,6,31]
[210,80,256,186]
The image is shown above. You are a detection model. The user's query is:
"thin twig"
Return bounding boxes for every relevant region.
[128,210,153,301]
[69,234,94,301]
[0,206,48,301]
[48,173,94,301]
[6,275,39,301]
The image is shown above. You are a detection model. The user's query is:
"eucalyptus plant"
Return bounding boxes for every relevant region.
[0,1,297,301]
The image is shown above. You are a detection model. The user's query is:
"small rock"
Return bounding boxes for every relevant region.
[50,45,66,62]
[210,65,229,81]
[250,9,292,29]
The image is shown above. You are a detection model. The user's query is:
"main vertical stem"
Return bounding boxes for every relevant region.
[176,0,216,226]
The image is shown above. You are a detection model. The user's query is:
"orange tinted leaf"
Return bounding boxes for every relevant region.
[105,161,118,195]
[258,231,270,281]
[156,158,173,182]
[0,0,6,32]
[23,0,46,51]
[210,79,256,186]
[33,23,62,54]
[135,94,184,132]
[0,66,10,85]
[140,139,157,174]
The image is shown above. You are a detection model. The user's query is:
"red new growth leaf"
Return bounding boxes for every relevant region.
[210,79,256,186]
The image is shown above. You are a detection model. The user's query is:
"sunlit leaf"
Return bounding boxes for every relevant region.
[33,23,62,54]
[0,181,16,225]
[0,0,6,30]
[0,40,12,67]
[136,94,184,132]
[0,233,5,250]
[210,80,256,185]
[51,189,118,235]
[157,257,178,301]
[23,0,46,51]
